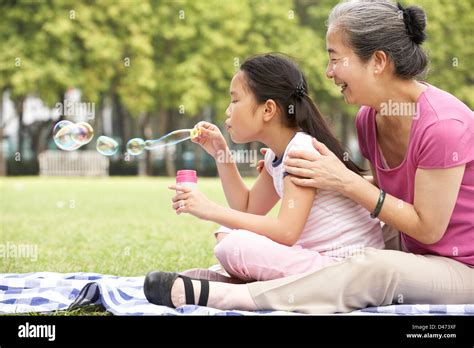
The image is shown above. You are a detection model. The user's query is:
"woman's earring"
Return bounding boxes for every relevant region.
[375,69,379,74]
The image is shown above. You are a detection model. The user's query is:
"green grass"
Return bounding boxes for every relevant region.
[1,176,263,276]
[2,176,268,315]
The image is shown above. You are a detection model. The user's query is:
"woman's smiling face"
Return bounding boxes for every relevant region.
[225,70,264,143]
[325,27,373,105]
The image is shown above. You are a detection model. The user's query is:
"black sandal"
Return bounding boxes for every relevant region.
[144,271,210,308]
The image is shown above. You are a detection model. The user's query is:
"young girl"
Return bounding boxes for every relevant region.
[169,54,384,282]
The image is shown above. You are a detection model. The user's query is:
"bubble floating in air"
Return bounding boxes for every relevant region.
[126,138,145,156]
[96,136,119,156]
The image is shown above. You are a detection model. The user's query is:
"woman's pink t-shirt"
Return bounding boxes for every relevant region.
[356,84,474,267]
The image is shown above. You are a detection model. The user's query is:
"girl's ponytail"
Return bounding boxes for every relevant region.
[294,89,365,175]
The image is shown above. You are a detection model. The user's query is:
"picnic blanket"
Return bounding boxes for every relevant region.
[1,272,473,315]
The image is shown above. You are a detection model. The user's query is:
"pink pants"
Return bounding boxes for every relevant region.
[213,227,338,282]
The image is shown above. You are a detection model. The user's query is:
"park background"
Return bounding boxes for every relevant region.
[0,0,473,295]
[1,0,472,177]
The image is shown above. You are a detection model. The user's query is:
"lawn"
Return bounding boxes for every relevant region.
[1,176,264,276]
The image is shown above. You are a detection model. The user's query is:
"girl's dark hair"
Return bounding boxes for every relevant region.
[240,53,365,176]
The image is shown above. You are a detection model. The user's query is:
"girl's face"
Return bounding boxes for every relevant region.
[325,27,373,105]
[225,70,264,143]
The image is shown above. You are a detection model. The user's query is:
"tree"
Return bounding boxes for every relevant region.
[0,1,82,164]
[1,0,471,177]
[416,0,473,107]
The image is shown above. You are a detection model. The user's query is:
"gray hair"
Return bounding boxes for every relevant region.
[328,0,429,79]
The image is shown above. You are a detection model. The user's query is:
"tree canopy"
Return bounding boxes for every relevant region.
[0,0,472,172]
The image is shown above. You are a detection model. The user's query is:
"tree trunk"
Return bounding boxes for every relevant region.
[15,96,25,157]
[113,93,129,155]
[0,126,4,176]
[138,112,152,176]
[94,93,105,143]
[0,90,5,176]
[37,120,54,154]
[143,113,154,176]
[26,120,53,158]
[157,107,174,177]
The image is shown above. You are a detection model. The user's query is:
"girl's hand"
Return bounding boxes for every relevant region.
[192,121,229,159]
[283,138,356,192]
[168,184,217,220]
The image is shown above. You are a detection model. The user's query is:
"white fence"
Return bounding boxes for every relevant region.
[39,150,109,176]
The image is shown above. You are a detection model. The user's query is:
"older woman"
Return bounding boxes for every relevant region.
[144,1,473,313]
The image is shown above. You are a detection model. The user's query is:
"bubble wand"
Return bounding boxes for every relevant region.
[144,128,201,150]
[125,127,202,156]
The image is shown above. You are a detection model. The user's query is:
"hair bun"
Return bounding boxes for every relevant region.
[405,6,427,44]
[398,3,427,45]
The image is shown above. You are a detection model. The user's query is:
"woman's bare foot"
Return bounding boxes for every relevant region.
[179,268,245,284]
[170,277,258,311]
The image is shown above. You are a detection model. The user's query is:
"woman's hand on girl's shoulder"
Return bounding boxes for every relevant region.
[284,138,356,193]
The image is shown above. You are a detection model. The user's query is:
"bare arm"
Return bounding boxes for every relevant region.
[284,139,465,245]
[343,165,465,244]
[208,176,315,245]
[246,167,280,215]
[215,151,280,214]
[215,151,251,212]
[363,175,375,186]
[191,122,250,212]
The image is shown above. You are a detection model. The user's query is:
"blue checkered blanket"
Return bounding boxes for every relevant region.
[1,273,473,315]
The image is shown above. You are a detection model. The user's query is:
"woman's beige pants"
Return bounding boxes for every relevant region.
[247,225,474,313]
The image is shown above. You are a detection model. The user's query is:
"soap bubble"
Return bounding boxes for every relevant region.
[126,138,145,156]
[96,136,119,156]
[53,121,81,151]
[53,120,95,151]
[71,121,94,145]
[53,120,73,136]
